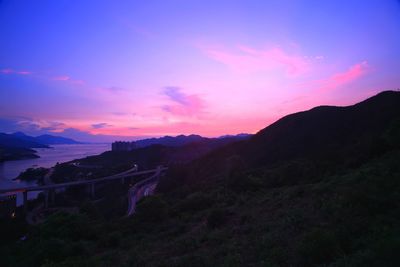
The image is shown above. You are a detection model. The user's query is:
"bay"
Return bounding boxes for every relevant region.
[0,144,110,205]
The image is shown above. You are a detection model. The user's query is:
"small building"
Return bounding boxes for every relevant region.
[0,193,17,219]
[112,141,136,151]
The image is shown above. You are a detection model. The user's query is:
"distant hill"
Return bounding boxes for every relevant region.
[0,132,81,162]
[218,133,252,139]
[160,90,400,189]
[135,134,205,148]
[35,134,81,145]
[73,134,252,176]
[0,132,47,162]
[1,132,48,148]
[242,90,400,167]
[11,132,81,145]
[134,133,252,148]
[0,146,39,162]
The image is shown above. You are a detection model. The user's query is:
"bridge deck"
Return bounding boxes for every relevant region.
[0,167,168,194]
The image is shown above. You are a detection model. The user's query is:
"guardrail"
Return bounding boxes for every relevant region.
[127,166,167,216]
[0,168,163,194]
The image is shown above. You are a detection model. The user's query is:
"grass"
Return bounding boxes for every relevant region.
[1,148,400,267]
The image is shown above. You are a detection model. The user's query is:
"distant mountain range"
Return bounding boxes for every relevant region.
[0,132,81,162]
[134,133,252,148]
[35,134,82,145]
[0,132,49,149]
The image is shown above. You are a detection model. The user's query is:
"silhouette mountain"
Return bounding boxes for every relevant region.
[0,132,46,162]
[242,90,400,166]
[10,132,80,145]
[0,132,81,162]
[134,133,251,148]
[35,134,81,145]
[160,91,400,189]
[135,134,205,148]
[1,132,48,148]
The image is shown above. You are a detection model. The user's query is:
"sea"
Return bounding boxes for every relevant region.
[0,143,110,205]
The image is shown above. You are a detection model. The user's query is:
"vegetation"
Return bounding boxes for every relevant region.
[2,149,399,267]
[0,146,39,162]
[16,167,49,182]
[1,91,399,266]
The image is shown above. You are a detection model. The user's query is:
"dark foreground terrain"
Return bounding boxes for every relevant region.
[1,91,399,267]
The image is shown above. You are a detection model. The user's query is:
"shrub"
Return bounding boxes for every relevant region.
[207,208,227,228]
[295,228,342,266]
[179,192,213,212]
[79,201,102,220]
[135,196,169,223]
[227,173,263,192]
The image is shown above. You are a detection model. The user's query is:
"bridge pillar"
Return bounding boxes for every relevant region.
[44,190,49,208]
[23,191,28,213]
[121,177,125,185]
[90,183,95,199]
[50,189,55,205]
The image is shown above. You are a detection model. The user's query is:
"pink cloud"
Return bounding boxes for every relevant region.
[318,61,369,92]
[70,79,85,85]
[1,68,32,75]
[17,71,31,75]
[161,87,206,117]
[118,17,156,39]
[1,69,14,74]
[52,75,85,85]
[53,75,71,81]
[201,45,309,75]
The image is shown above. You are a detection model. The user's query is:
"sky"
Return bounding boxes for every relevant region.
[0,0,399,142]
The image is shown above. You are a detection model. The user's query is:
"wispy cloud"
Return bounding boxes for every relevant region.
[161,87,206,117]
[104,86,126,93]
[117,17,156,39]
[53,75,70,81]
[91,122,113,129]
[111,111,129,116]
[200,44,310,76]
[0,117,68,134]
[1,69,86,85]
[1,68,32,75]
[318,61,369,92]
[53,75,85,85]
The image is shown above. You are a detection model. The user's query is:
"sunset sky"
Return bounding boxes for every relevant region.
[1,0,399,142]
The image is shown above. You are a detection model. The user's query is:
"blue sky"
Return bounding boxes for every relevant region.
[1,0,399,142]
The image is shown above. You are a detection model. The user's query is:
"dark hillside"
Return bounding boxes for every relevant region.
[161,91,400,191]
[245,90,400,166]
[1,91,400,267]
[0,132,48,148]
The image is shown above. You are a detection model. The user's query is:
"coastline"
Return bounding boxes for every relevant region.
[0,147,40,163]
[0,144,110,205]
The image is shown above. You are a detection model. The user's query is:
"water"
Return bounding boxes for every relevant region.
[0,144,110,205]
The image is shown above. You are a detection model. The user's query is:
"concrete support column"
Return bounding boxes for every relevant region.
[50,189,55,205]
[44,190,49,208]
[23,191,28,213]
[90,183,95,199]
[121,177,125,185]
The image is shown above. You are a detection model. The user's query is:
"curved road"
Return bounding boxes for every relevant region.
[127,166,166,216]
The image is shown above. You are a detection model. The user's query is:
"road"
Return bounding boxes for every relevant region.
[126,166,165,216]
[0,164,167,221]
[43,167,55,185]
[0,164,152,194]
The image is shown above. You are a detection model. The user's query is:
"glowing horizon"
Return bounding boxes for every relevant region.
[1,0,399,142]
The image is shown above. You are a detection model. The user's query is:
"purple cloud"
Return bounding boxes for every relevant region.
[161,87,206,116]
[91,123,113,129]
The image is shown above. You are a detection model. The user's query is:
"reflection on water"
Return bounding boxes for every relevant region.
[0,144,110,204]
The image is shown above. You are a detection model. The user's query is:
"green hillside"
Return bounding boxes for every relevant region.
[1,91,400,267]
